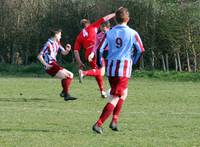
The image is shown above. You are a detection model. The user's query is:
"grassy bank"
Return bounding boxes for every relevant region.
[0,63,200,81]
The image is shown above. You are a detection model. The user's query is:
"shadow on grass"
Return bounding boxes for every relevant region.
[0,128,67,133]
[64,96,78,101]
[0,97,78,103]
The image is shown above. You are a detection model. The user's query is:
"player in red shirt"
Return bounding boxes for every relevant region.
[74,13,115,98]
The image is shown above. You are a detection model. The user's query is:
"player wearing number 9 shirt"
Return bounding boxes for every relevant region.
[92,7,145,134]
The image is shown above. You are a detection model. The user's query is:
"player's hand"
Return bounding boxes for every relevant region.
[46,64,53,70]
[78,62,85,69]
[65,44,71,51]
[88,52,95,62]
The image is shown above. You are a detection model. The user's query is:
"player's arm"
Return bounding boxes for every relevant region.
[97,38,108,68]
[60,44,71,55]
[74,37,85,69]
[92,13,115,28]
[37,43,52,69]
[74,50,85,69]
[132,32,145,65]
[37,54,52,69]
[103,13,115,22]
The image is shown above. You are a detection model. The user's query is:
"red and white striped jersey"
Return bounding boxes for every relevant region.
[106,59,133,78]
[39,39,65,64]
[98,24,144,78]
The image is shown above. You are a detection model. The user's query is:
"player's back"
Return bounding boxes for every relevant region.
[78,22,101,51]
[105,24,137,78]
[106,24,136,61]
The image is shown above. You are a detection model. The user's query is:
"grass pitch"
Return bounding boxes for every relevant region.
[0,77,200,147]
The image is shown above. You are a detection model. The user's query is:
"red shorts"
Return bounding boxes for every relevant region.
[46,62,63,77]
[108,77,129,97]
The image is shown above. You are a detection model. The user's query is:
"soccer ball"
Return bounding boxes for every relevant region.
[106,88,111,98]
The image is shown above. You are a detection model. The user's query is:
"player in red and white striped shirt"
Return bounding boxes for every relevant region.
[37,28,76,101]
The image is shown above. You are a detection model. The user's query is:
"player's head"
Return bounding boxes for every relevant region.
[80,19,90,28]
[115,7,129,24]
[100,21,111,33]
[50,28,62,42]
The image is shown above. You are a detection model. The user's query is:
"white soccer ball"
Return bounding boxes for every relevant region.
[106,88,111,98]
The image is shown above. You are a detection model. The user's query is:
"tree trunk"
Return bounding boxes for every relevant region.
[161,54,166,72]
[0,55,5,63]
[151,50,155,71]
[25,51,29,65]
[165,53,169,72]
[177,52,182,72]
[174,53,178,72]
[193,52,197,72]
[186,50,191,72]
[188,24,197,72]
[192,46,197,72]
[10,40,15,64]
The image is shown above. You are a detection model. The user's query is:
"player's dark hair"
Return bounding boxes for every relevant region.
[80,19,90,28]
[50,28,62,37]
[115,7,129,24]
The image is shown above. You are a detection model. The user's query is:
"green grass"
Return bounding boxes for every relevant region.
[0,77,200,147]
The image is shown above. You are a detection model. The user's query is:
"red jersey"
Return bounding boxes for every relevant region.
[74,18,105,58]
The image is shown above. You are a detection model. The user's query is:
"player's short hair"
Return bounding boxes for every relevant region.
[115,7,129,24]
[80,19,90,28]
[101,21,111,28]
[50,28,62,37]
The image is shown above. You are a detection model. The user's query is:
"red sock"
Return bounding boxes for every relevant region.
[83,69,101,76]
[96,103,115,127]
[112,99,124,123]
[61,78,72,95]
[95,76,104,92]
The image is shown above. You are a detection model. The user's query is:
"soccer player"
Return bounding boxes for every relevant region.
[88,21,111,88]
[37,28,75,101]
[74,13,115,98]
[92,21,111,60]
[92,7,145,134]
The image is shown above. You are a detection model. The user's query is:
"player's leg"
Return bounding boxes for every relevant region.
[109,77,129,131]
[55,69,73,97]
[92,77,120,134]
[90,59,107,98]
[45,62,75,101]
[79,58,106,97]
[78,54,102,82]
[109,88,128,131]
[95,75,106,98]
[92,95,119,134]
[78,59,101,83]
[79,58,101,77]
[96,95,119,126]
